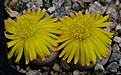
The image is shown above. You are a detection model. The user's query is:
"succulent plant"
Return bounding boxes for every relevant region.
[5,8,62,64]
[57,11,113,66]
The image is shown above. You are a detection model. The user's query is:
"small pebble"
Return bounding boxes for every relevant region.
[16,65,20,71]
[110,11,119,20]
[52,63,62,72]
[116,24,121,30]
[26,70,39,75]
[119,43,121,47]
[48,6,56,13]
[116,0,120,5]
[106,7,116,14]
[26,66,31,72]
[119,59,121,66]
[106,62,119,73]
[113,36,121,43]
[112,43,120,53]
[72,2,81,11]
[73,70,80,75]
[105,0,112,3]
[109,53,121,62]
[43,71,49,75]
[94,64,105,71]
[19,69,26,73]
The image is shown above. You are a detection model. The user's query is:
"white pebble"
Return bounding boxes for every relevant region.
[94,63,105,70]
[19,69,26,73]
[16,65,20,71]
[119,59,121,66]
[47,6,56,13]
[113,36,121,43]
[106,7,116,14]
[116,0,120,5]
[112,43,120,53]
[116,24,121,30]
[73,70,80,75]
[119,43,121,47]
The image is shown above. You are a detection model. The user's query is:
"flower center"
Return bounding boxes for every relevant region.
[70,16,94,40]
[14,15,39,39]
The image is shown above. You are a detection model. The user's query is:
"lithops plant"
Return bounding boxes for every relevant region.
[57,11,113,69]
[5,8,62,65]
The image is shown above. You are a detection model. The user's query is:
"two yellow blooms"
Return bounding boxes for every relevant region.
[5,8,113,66]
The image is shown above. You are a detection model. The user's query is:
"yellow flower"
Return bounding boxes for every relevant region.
[5,8,62,64]
[57,11,113,66]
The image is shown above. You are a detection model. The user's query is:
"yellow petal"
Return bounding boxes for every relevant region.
[30,37,45,60]
[67,40,79,63]
[8,42,18,59]
[96,15,109,24]
[42,28,63,34]
[86,39,96,64]
[57,38,74,50]
[7,40,19,48]
[5,18,15,33]
[38,37,55,51]
[14,39,23,57]
[39,21,60,28]
[79,41,85,66]
[83,40,91,66]
[94,11,101,21]
[28,38,37,60]
[74,44,79,64]
[39,9,46,19]
[76,11,82,17]
[38,15,52,24]
[95,28,113,38]
[58,35,71,43]
[70,13,76,18]
[24,39,30,64]
[59,40,76,58]
[35,36,50,56]
[62,40,76,60]
[60,16,73,26]
[15,41,24,62]
[42,31,59,39]
[38,33,58,47]
[94,29,112,44]
[96,22,112,27]
[89,37,102,60]
[90,35,109,57]
[5,34,16,39]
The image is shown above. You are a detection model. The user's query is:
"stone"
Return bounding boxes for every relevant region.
[109,53,121,62]
[116,0,120,5]
[119,59,121,66]
[110,11,119,20]
[94,64,105,71]
[52,63,62,72]
[73,70,80,75]
[106,7,116,14]
[48,6,56,13]
[72,2,81,11]
[105,0,112,3]
[27,70,40,75]
[112,43,120,53]
[19,69,26,74]
[106,62,119,73]
[119,43,121,47]
[113,36,121,43]
[116,24,121,30]
[26,66,31,72]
